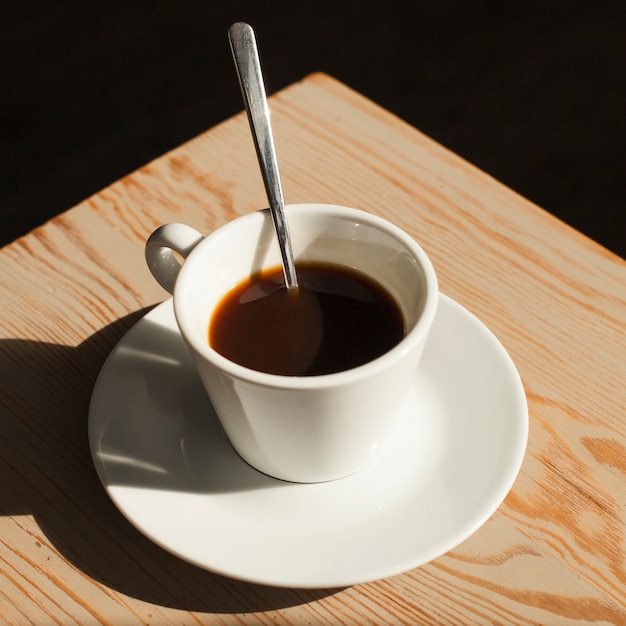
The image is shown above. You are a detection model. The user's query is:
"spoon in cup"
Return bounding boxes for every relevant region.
[228,22,298,291]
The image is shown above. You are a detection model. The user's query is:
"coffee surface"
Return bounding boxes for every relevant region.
[208,262,405,376]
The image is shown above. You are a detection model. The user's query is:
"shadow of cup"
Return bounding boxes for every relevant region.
[0,307,341,612]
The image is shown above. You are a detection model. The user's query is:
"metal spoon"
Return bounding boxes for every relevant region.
[228,22,298,290]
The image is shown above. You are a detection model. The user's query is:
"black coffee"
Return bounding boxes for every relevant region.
[208,262,405,376]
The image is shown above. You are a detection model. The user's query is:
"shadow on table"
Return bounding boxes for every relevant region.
[0,307,342,613]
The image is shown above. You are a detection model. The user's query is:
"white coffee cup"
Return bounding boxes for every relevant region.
[145,203,438,482]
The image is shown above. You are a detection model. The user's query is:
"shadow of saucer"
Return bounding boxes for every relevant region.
[0,306,342,613]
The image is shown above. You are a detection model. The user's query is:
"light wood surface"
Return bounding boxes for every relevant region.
[1,73,625,624]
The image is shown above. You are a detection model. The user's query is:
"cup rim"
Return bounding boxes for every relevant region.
[173,203,438,390]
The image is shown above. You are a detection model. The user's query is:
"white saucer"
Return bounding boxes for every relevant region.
[88,294,527,589]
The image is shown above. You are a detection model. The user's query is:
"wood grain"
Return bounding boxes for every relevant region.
[1,73,625,624]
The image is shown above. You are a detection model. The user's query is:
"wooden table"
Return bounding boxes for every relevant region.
[2,73,625,624]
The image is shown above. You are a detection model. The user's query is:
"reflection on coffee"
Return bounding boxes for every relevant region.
[208,262,405,376]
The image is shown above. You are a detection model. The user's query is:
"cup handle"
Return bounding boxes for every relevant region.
[145,223,205,293]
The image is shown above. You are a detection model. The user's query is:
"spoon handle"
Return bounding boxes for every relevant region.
[228,22,298,290]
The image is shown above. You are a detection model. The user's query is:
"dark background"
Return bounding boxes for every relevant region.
[2,1,625,256]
